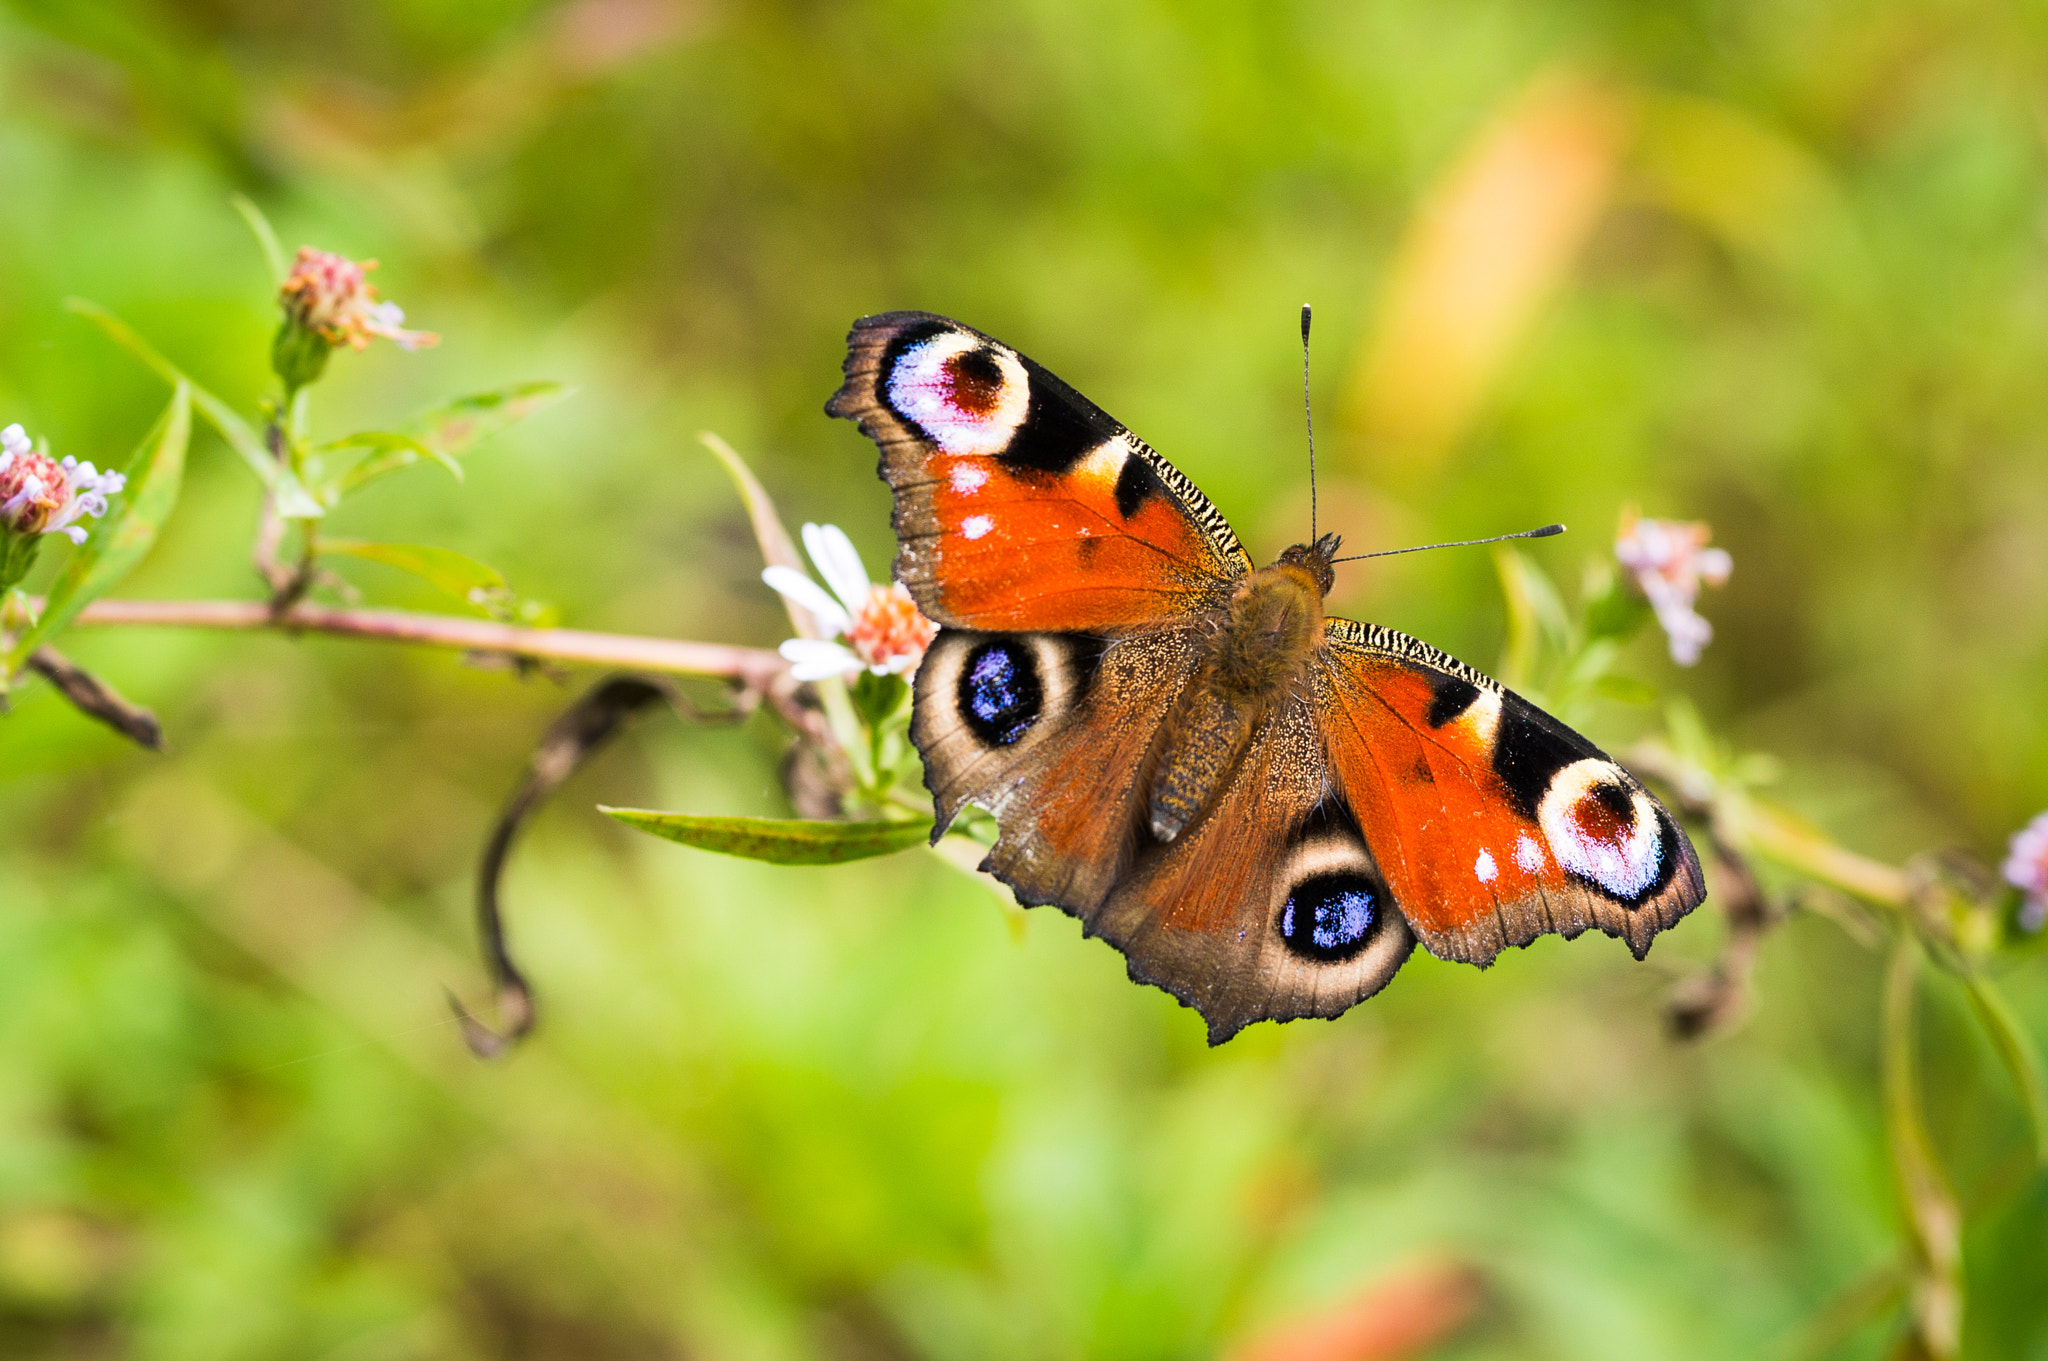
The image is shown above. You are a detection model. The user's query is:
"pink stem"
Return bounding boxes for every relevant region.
[71,597,788,684]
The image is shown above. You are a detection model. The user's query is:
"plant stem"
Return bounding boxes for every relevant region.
[64,597,789,684]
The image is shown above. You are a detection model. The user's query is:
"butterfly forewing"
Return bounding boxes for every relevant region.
[1319,618,1705,965]
[826,311,1251,633]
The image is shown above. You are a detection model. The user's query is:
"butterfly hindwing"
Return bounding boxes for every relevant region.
[914,627,1200,914]
[826,312,1251,633]
[1318,619,1705,966]
[914,626,1414,1043]
[1090,691,1416,1043]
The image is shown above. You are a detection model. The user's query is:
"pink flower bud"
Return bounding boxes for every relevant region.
[277,248,439,358]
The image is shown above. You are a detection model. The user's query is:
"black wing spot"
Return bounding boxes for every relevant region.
[958,638,1042,747]
[1426,675,1481,728]
[1279,872,1384,962]
[1003,355,1123,475]
[1113,453,1165,519]
[1491,700,1591,818]
[1407,757,1435,786]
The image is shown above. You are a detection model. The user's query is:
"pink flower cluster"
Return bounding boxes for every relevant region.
[2004,811,2048,933]
[278,248,439,353]
[1615,514,1732,666]
[0,423,125,546]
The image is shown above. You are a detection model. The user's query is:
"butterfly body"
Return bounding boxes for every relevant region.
[828,311,1706,1042]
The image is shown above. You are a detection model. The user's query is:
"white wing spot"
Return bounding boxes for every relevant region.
[949,463,989,494]
[1516,834,1544,873]
[961,514,994,541]
[1474,848,1498,884]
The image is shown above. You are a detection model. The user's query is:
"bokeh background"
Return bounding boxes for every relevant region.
[3,1,2047,1357]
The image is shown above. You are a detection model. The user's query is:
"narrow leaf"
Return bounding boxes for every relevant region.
[320,431,463,498]
[332,382,571,497]
[408,381,569,456]
[602,809,933,865]
[702,430,817,643]
[319,538,508,609]
[8,384,192,667]
[1960,972,2048,1165]
[66,298,274,486]
[229,193,288,283]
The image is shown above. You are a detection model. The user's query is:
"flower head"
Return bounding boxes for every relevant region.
[1615,513,1732,666]
[2003,811,2048,932]
[273,248,438,391]
[763,523,938,682]
[0,423,125,546]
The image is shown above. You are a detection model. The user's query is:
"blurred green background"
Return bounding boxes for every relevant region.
[3,1,2047,1357]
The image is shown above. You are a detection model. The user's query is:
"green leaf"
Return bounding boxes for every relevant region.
[318,539,509,610]
[6,384,192,670]
[329,382,570,497]
[602,810,933,865]
[317,431,463,503]
[1959,972,2048,1165]
[229,193,288,283]
[849,669,909,728]
[66,298,274,487]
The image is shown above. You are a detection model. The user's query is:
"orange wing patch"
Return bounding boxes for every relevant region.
[1318,619,1704,965]
[827,312,1249,634]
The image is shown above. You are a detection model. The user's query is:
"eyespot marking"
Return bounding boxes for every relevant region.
[1516,834,1544,873]
[1537,759,1673,904]
[1279,872,1382,962]
[884,332,1030,457]
[958,639,1041,747]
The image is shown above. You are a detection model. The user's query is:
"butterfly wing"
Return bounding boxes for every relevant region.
[916,627,1415,1044]
[1318,618,1706,966]
[826,311,1252,633]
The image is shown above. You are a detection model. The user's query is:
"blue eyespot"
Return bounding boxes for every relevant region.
[959,639,1041,746]
[1279,873,1380,961]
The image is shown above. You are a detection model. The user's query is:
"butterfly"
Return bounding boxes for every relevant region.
[826,311,1706,1043]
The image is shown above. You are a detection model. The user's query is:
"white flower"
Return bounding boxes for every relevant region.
[763,523,937,682]
[1615,514,1732,666]
[2004,811,2048,933]
[0,423,126,545]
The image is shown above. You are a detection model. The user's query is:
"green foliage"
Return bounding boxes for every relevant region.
[1,2,2046,1359]
[605,809,934,865]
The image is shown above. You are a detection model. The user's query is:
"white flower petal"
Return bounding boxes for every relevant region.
[762,565,851,635]
[779,637,864,681]
[803,522,873,615]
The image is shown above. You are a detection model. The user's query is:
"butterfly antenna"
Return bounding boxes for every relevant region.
[1301,304,1317,544]
[1329,523,1566,564]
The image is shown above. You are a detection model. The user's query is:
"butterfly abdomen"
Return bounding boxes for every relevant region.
[1149,561,1327,842]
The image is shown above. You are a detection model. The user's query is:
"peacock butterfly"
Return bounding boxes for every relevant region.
[826,311,1705,1043]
